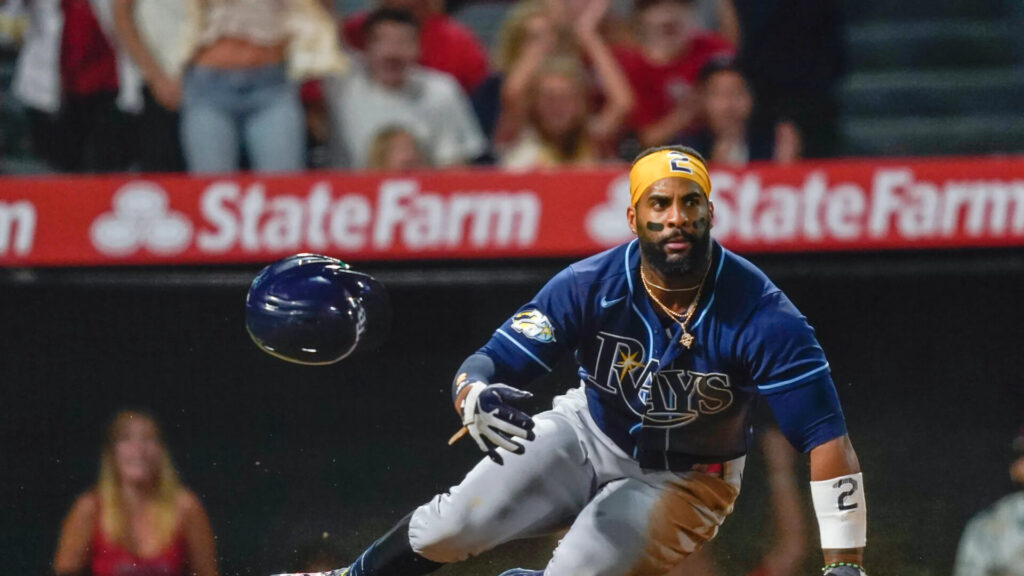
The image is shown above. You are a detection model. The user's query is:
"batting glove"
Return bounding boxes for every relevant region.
[459,382,536,465]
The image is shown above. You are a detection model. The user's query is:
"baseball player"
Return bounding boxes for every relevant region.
[280,145,869,576]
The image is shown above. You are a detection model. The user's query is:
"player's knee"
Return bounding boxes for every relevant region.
[410,529,474,564]
[408,499,493,563]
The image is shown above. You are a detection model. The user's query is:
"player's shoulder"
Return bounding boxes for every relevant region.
[566,241,635,289]
[716,243,779,301]
[707,243,805,332]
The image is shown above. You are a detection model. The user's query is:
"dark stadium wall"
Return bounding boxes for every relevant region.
[1,251,1021,576]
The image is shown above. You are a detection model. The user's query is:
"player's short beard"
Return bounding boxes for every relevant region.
[639,222,713,276]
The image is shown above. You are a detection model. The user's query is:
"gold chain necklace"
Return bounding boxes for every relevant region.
[640,262,711,349]
[640,272,702,292]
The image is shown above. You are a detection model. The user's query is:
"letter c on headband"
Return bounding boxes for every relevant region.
[628,150,712,206]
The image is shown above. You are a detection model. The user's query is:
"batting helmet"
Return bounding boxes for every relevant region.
[245,254,391,365]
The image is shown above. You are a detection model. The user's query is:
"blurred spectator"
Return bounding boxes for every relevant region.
[12,0,140,172]
[0,1,28,46]
[732,0,845,158]
[499,56,598,169]
[613,0,733,149]
[471,0,574,143]
[496,0,634,168]
[342,0,488,94]
[366,126,428,171]
[53,410,218,576]
[680,57,799,166]
[178,0,345,174]
[323,8,486,169]
[111,0,187,173]
[953,425,1024,576]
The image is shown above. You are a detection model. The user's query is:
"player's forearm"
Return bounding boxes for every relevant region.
[809,435,861,480]
[809,436,867,570]
[452,353,497,408]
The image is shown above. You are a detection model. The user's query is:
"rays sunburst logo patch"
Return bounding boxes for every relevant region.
[511,309,556,343]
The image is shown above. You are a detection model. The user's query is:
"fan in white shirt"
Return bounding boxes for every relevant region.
[324,7,486,169]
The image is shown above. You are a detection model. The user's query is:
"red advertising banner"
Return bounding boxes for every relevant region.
[1,156,1023,266]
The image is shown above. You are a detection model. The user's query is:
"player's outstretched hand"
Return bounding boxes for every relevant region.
[460,382,536,465]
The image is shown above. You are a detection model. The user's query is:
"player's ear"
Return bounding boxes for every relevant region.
[627,205,637,235]
[708,200,715,225]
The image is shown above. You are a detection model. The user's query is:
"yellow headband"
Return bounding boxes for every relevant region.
[629,150,712,206]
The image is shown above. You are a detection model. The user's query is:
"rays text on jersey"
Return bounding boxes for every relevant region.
[586,331,734,426]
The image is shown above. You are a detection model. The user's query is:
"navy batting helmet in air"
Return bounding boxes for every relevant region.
[245,254,391,365]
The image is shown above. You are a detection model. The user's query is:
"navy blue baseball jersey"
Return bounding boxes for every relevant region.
[478,239,847,470]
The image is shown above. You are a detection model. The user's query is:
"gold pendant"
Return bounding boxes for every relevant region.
[680,331,694,349]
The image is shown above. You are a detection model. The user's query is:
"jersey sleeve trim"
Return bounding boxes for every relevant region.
[495,329,554,372]
[757,362,830,392]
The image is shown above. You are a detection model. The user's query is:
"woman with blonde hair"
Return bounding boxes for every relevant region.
[471,0,567,146]
[53,410,218,576]
[493,0,633,167]
[499,55,598,168]
[472,0,632,157]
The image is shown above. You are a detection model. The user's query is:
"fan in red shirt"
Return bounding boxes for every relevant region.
[36,0,134,172]
[343,0,488,94]
[60,0,120,97]
[613,0,733,147]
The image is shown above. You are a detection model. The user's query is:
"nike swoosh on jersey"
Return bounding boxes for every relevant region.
[600,295,626,308]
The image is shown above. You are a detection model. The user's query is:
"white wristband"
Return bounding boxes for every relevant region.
[810,472,867,549]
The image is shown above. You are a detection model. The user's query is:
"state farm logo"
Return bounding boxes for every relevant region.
[585,173,633,245]
[0,199,36,256]
[710,169,1024,243]
[90,182,193,255]
[194,179,540,253]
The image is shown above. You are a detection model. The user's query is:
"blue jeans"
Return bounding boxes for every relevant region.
[181,65,305,174]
